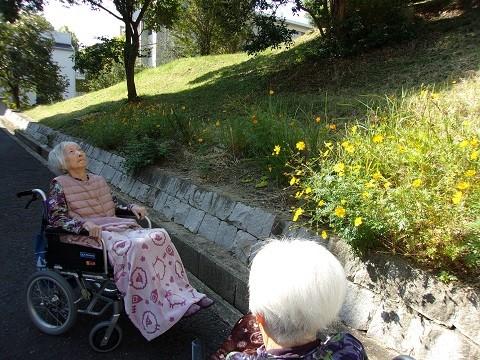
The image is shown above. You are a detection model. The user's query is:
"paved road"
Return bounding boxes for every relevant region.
[0,128,229,359]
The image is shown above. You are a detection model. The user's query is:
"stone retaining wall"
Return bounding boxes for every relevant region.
[5,115,480,360]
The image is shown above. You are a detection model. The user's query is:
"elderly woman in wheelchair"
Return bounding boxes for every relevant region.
[22,141,213,352]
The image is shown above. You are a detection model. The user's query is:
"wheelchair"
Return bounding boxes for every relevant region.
[18,188,152,352]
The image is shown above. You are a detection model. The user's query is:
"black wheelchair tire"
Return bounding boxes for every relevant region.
[89,321,123,353]
[26,270,77,335]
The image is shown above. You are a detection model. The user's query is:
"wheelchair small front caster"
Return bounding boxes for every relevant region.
[89,321,123,352]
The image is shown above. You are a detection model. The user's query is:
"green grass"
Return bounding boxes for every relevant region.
[25,9,480,279]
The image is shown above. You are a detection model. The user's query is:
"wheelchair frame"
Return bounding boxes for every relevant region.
[20,188,151,352]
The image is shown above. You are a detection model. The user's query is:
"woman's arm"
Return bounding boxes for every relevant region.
[112,193,146,220]
[47,179,85,234]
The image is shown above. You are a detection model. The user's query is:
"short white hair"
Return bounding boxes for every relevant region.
[248,238,346,346]
[48,141,80,173]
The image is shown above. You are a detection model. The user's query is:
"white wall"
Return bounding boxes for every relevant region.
[51,31,76,99]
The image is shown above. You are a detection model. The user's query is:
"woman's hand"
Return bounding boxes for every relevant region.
[83,221,102,240]
[131,205,147,220]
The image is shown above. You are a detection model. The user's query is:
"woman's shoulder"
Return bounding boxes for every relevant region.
[319,332,367,359]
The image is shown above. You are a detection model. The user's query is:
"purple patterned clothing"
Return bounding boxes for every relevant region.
[225,332,367,360]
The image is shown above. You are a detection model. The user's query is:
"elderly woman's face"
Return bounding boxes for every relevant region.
[63,143,87,172]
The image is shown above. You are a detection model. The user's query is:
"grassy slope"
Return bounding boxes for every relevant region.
[26,11,480,130]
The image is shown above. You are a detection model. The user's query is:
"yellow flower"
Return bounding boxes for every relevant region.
[459,140,469,148]
[372,171,383,180]
[352,164,361,174]
[456,182,470,190]
[372,134,384,143]
[365,180,376,189]
[296,141,306,151]
[334,206,346,218]
[354,217,363,227]
[341,141,355,154]
[215,120,221,127]
[198,138,203,143]
[465,169,476,177]
[272,145,281,156]
[412,179,422,188]
[328,124,337,130]
[295,191,304,199]
[351,125,358,134]
[334,162,345,173]
[470,150,479,160]
[430,93,440,100]
[452,191,463,205]
[269,89,274,95]
[397,144,406,153]
[362,191,371,199]
[289,176,298,186]
[321,230,328,239]
[252,115,258,124]
[315,116,321,123]
[318,200,325,207]
[470,138,479,148]
[305,186,312,194]
[292,207,304,222]
[383,181,392,189]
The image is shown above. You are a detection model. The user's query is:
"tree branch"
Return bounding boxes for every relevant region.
[134,0,152,27]
[85,0,124,21]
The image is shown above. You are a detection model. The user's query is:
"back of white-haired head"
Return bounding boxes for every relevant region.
[48,141,80,173]
[248,238,346,346]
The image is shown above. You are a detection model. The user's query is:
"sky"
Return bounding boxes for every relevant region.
[42,1,308,47]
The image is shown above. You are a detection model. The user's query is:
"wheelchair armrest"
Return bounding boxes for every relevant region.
[115,208,135,218]
[45,227,90,237]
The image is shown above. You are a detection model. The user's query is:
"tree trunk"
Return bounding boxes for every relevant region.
[124,21,139,102]
[11,84,21,109]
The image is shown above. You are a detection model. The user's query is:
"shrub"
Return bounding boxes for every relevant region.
[289,90,480,275]
[122,136,170,174]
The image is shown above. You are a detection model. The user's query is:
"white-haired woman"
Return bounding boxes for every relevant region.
[47,142,213,341]
[212,239,367,360]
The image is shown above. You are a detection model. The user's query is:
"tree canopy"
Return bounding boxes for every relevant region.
[0,14,68,108]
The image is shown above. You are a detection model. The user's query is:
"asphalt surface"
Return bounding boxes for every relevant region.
[0,128,230,359]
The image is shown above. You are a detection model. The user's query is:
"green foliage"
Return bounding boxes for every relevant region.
[0,14,68,108]
[289,90,480,274]
[74,37,125,78]
[244,14,295,54]
[122,137,170,174]
[0,0,43,22]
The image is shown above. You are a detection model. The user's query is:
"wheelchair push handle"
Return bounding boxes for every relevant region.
[17,189,47,209]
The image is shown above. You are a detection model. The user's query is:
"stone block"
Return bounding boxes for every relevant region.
[190,188,215,212]
[110,171,122,187]
[164,176,180,196]
[162,195,180,221]
[175,179,193,202]
[154,172,170,191]
[245,207,275,239]
[184,208,205,234]
[99,164,116,182]
[228,203,255,231]
[211,194,236,221]
[233,230,258,264]
[153,191,169,213]
[173,201,192,226]
[340,282,377,331]
[87,158,104,174]
[129,181,151,203]
[451,288,480,346]
[145,187,159,207]
[234,280,249,314]
[214,222,238,250]
[198,214,220,242]
[117,174,136,194]
[97,149,112,164]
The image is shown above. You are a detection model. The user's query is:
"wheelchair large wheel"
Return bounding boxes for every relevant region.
[89,321,123,352]
[26,270,77,335]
